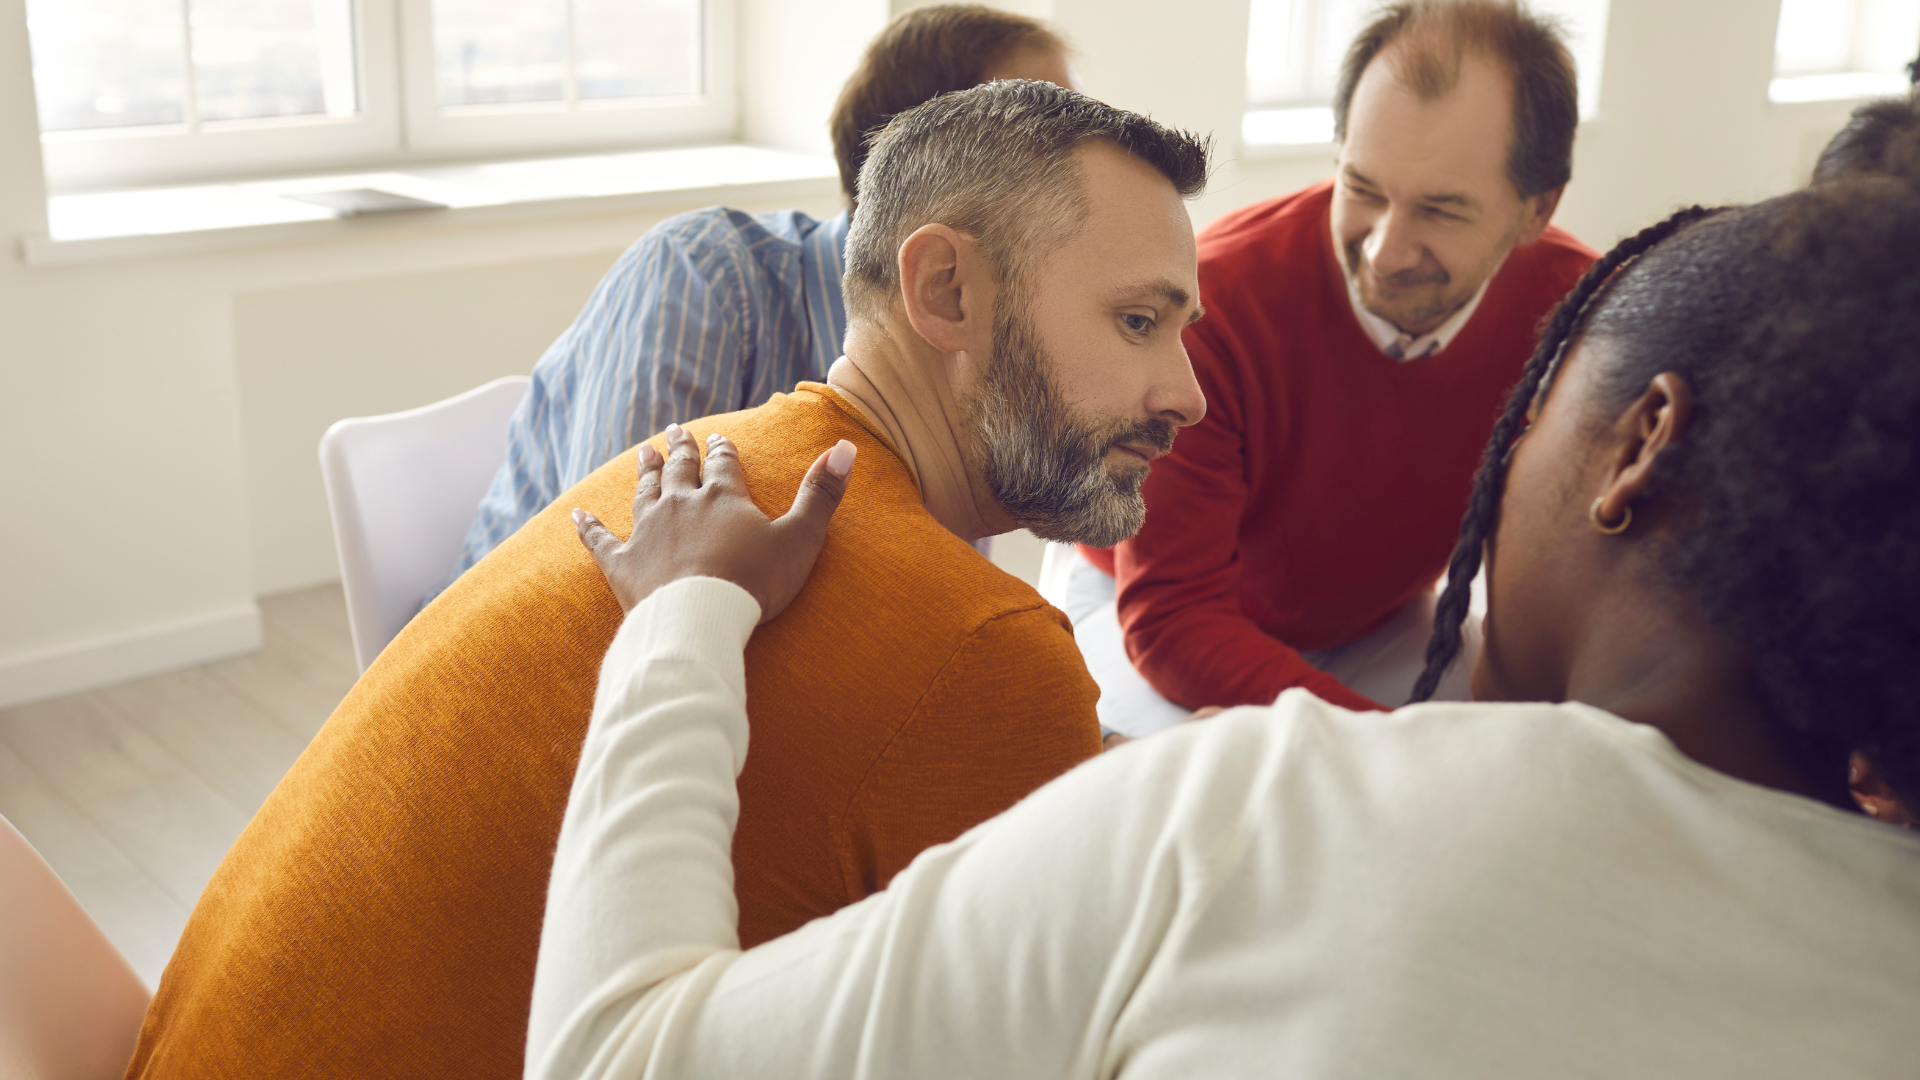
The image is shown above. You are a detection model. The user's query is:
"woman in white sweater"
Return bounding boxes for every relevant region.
[528,181,1920,1078]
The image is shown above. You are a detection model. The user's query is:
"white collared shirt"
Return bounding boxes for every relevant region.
[1343,266,1491,361]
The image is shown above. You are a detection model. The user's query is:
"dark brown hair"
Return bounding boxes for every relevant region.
[829,4,1066,205]
[1812,90,1920,186]
[1332,0,1577,198]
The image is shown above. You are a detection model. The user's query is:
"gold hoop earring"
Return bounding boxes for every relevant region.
[1589,496,1631,535]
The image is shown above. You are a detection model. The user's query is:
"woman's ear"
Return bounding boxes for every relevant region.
[1850,752,1917,826]
[896,223,983,355]
[1592,371,1694,526]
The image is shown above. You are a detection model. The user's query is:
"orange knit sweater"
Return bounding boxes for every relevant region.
[125,384,1100,1079]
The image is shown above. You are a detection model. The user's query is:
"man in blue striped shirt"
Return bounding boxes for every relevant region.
[447,5,1076,583]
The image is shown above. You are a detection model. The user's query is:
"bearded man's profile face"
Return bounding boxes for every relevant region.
[969,295,1176,549]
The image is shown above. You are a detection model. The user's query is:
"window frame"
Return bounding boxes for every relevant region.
[33,0,736,194]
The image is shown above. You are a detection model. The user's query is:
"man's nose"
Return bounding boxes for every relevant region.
[1149,337,1207,429]
[1363,207,1424,278]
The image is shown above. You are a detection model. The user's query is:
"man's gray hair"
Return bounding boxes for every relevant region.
[843,79,1210,323]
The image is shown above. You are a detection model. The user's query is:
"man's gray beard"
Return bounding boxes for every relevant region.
[968,301,1173,549]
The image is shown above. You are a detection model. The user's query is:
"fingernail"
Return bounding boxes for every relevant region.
[706,431,721,445]
[666,423,681,439]
[570,508,584,524]
[827,439,856,478]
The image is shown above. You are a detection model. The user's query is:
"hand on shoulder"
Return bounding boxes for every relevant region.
[572,424,857,624]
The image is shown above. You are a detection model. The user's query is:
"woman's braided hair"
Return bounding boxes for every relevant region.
[1410,179,1920,809]
[1406,204,1720,702]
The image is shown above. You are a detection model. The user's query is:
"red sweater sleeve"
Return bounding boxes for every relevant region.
[1114,318,1383,714]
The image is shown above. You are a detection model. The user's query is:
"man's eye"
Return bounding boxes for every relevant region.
[1120,313,1154,335]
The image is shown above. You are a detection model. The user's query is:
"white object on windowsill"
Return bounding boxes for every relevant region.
[1769,71,1915,104]
[22,143,839,266]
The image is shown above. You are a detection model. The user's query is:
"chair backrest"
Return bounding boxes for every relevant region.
[0,814,150,1080]
[319,375,531,672]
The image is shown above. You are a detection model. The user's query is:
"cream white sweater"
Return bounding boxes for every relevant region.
[527,576,1920,1079]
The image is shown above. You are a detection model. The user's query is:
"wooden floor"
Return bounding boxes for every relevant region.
[0,584,356,990]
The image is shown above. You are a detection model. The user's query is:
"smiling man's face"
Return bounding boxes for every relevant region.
[1332,43,1558,336]
[965,138,1205,548]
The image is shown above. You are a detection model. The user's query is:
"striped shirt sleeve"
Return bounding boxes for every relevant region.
[441,207,847,589]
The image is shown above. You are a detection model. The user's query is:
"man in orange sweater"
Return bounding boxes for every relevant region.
[127,81,1208,1079]
[1071,0,1597,738]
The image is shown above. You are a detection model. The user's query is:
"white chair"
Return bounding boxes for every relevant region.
[319,375,531,672]
[0,814,150,1080]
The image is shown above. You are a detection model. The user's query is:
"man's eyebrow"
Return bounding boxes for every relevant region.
[1115,279,1203,323]
[1343,164,1377,188]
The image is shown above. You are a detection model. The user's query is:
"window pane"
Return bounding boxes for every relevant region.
[573,0,700,101]
[1775,0,1920,77]
[1776,0,1861,76]
[190,0,356,122]
[25,0,189,132]
[1245,0,1609,119]
[1245,0,1369,107]
[433,0,568,107]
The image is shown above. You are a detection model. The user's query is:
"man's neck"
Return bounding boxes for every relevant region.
[827,320,1014,544]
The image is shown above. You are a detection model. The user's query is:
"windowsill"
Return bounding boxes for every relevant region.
[1769,72,1914,105]
[19,143,841,267]
[1240,106,1338,161]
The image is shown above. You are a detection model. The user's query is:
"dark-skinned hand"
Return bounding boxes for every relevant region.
[572,423,857,624]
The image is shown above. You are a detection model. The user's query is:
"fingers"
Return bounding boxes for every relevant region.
[702,432,747,494]
[776,439,856,544]
[634,441,664,510]
[571,508,618,568]
[659,424,702,494]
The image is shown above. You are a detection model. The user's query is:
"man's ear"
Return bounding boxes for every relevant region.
[897,223,983,355]
[1516,184,1565,246]
[1592,371,1692,527]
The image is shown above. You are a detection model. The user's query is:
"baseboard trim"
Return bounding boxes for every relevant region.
[0,604,263,709]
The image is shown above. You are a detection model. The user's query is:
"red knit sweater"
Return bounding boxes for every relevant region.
[1085,181,1595,712]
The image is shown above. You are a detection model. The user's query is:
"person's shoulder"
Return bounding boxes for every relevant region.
[1506,223,1600,293]
[618,205,815,262]
[1197,181,1333,266]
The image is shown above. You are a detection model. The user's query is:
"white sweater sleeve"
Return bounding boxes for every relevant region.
[525,575,1244,1080]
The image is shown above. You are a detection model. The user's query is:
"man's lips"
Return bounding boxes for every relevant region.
[1110,442,1162,464]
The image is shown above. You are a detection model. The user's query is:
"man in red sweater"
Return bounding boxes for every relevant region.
[1066,0,1597,736]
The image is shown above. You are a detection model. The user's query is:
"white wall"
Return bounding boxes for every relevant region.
[0,0,1877,704]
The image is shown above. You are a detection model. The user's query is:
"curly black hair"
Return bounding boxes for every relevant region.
[1410,180,1920,810]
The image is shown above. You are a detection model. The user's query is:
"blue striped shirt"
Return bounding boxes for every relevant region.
[448,206,851,581]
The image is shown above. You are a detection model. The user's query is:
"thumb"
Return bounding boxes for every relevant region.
[777,439,855,543]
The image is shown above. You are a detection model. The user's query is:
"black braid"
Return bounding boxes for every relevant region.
[1406,205,1720,703]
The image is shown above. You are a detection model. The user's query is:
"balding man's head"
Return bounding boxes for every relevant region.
[1333,0,1577,200]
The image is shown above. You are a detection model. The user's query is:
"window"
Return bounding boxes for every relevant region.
[25,0,733,191]
[1770,0,1920,103]
[1243,0,1610,147]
